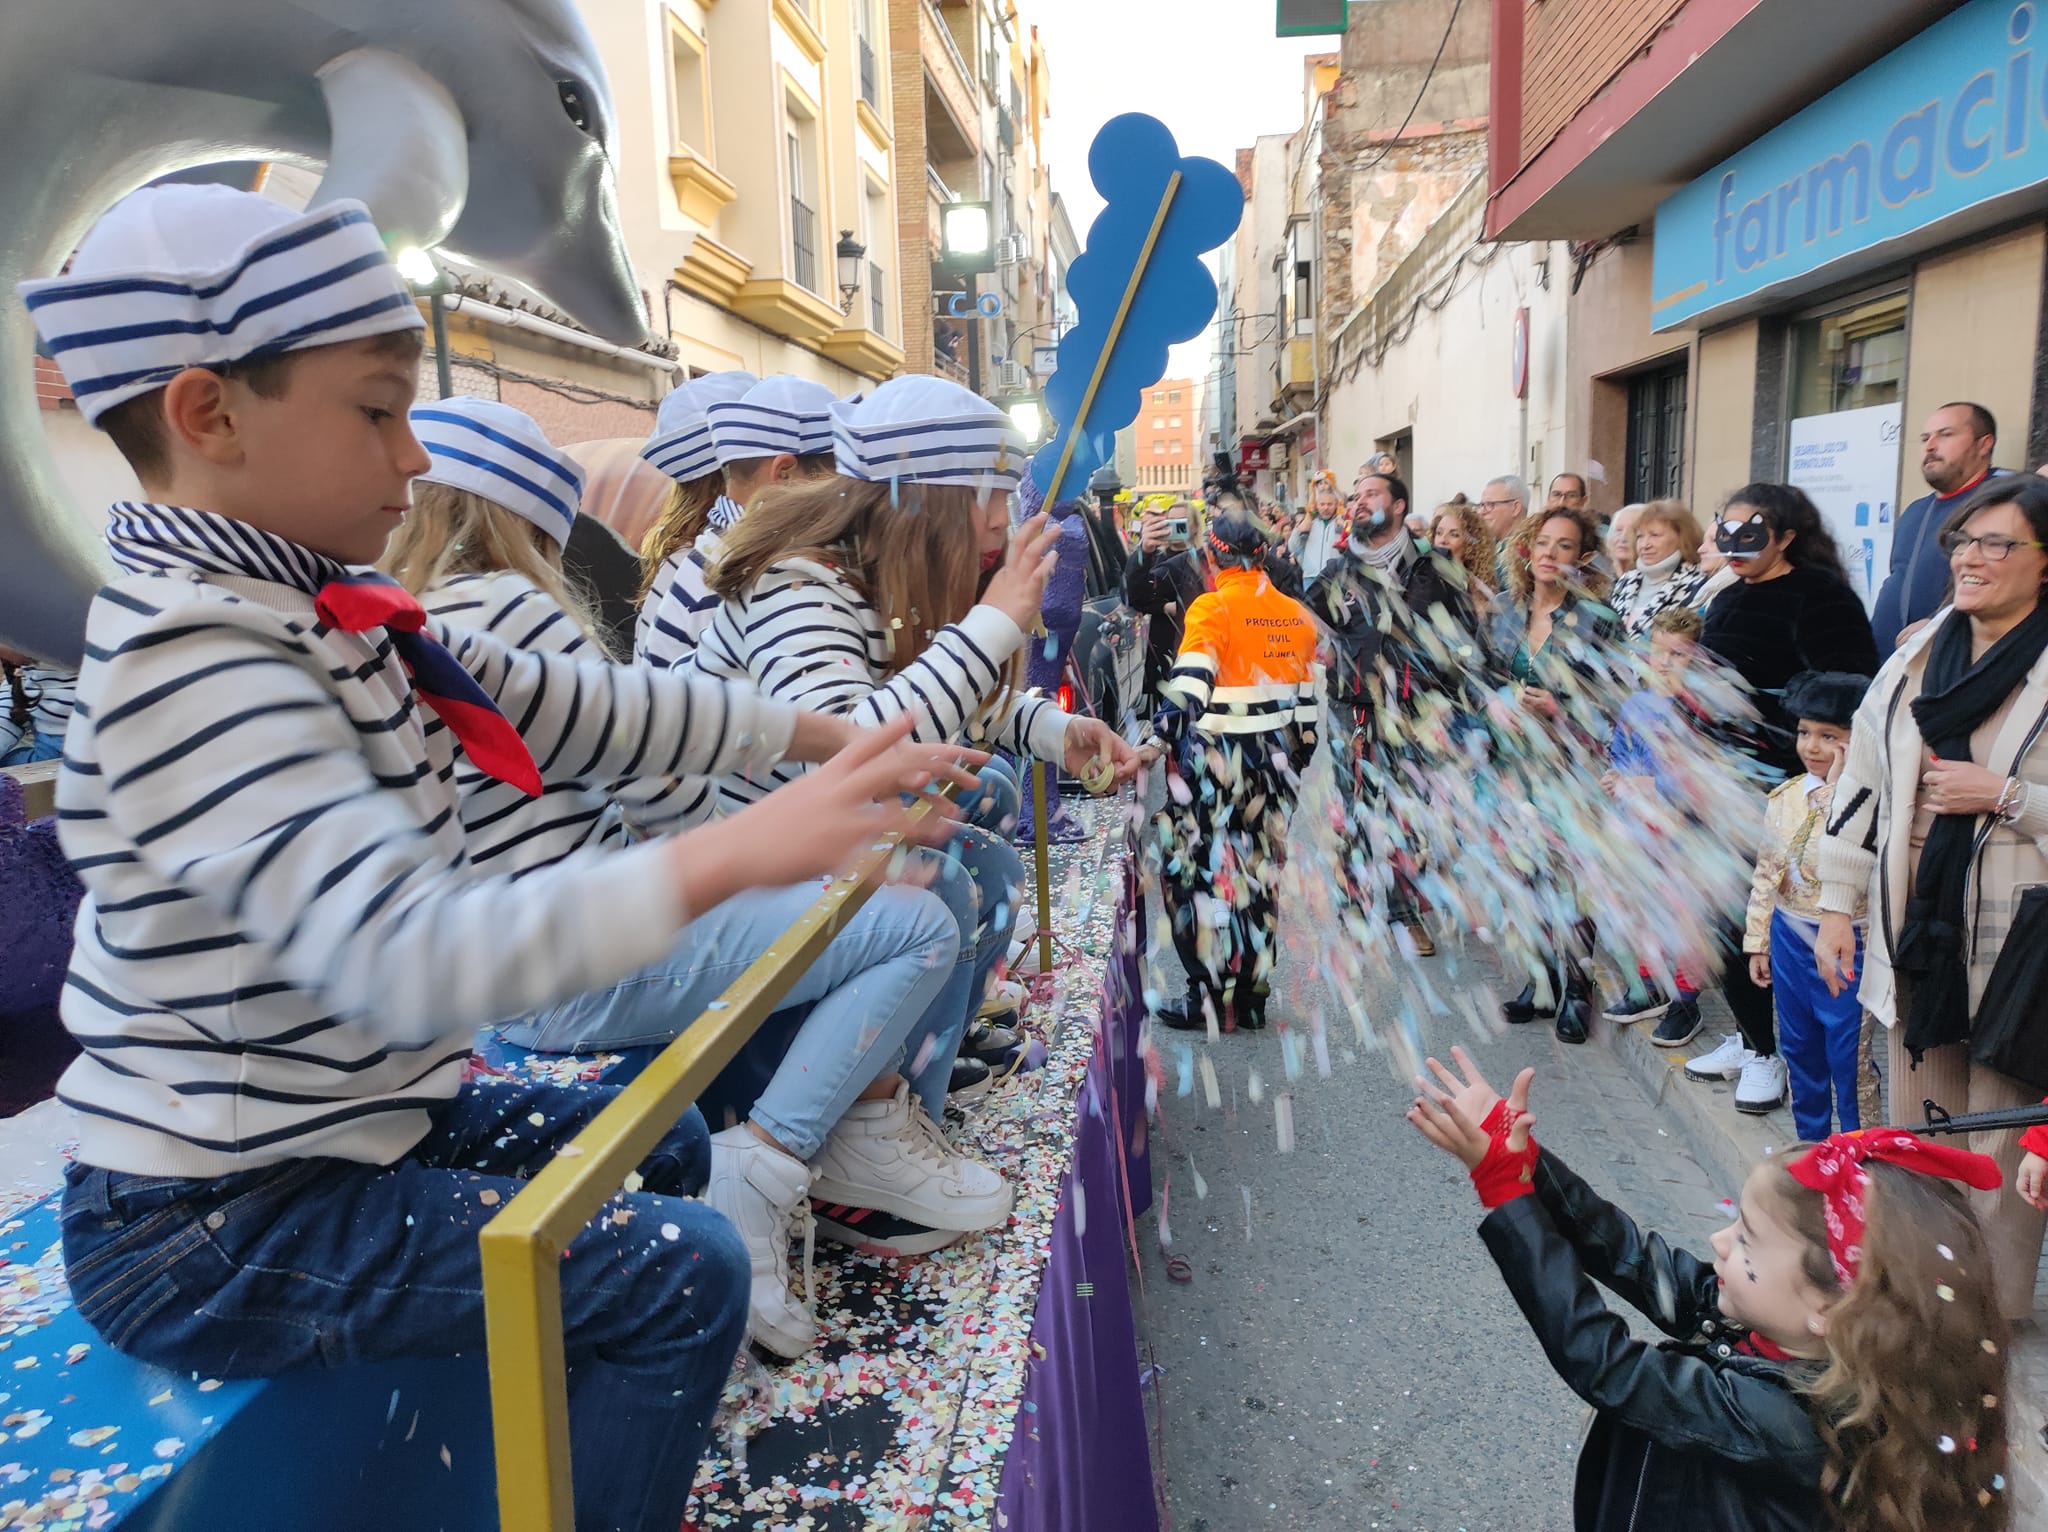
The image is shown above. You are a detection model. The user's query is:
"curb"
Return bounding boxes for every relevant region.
[1592,992,2048,1529]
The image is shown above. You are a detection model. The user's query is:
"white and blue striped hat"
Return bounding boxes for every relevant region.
[410,398,583,549]
[639,369,758,483]
[830,375,1025,492]
[19,184,423,427]
[708,374,839,466]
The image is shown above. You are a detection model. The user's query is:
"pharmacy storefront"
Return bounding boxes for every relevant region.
[1652,0,2048,608]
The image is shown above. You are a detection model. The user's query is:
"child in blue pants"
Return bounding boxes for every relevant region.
[1744,671,1872,1140]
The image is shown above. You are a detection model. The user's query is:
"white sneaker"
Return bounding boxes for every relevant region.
[1735,1053,1790,1114]
[810,1082,1013,1233]
[702,1126,817,1360]
[1684,1033,1753,1082]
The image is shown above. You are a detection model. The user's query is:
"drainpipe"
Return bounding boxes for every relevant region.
[1486,0,1525,238]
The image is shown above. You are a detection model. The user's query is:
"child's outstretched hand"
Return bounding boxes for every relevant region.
[1417,1048,1531,1155]
[675,713,984,914]
[2020,1152,2048,1212]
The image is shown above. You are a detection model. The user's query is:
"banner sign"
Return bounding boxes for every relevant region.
[1652,0,2048,330]
[1785,403,1903,610]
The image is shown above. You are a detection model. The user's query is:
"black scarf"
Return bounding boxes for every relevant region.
[1897,603,2048,1059]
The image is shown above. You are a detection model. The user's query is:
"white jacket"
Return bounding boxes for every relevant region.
[1816,610,2048,1027]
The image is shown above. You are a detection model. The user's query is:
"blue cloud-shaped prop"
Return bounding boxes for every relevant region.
[1032,114,1244,499]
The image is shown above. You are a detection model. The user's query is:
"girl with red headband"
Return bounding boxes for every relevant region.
[1409,1047,2010,1531]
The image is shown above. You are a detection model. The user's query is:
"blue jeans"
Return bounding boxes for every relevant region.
[1771,908,1865,1140]
[505,881,960,1159]
[59,1081,743,1532]
[914,761,1027,1111]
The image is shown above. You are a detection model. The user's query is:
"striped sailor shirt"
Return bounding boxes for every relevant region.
[1162,567,1319,736]
[425,571,710,858]
[632,507,742,671]
[687,557,1073,814]
[57,503,796,1177]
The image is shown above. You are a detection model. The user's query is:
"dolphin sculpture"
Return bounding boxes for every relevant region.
[1,0,654,664]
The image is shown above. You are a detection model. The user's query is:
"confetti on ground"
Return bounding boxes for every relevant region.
[686,798,1126,1530]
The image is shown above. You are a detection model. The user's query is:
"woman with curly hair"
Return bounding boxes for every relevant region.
[1489,504,1621,1041]
[1427,495,1498,601]
[1409,1049,2010,1532]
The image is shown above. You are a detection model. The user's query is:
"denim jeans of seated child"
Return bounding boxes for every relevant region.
[60,1082,744,1532]
[509,758,1028,1138]
[505,880,960,1155]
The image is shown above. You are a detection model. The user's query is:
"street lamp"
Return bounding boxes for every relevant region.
[936,201,996,396]
[1003,394,1044,445]
[835,230,867,316]
[939,202,993,267]
[396,244,453,401]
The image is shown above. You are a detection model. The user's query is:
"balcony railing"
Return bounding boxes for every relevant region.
[791,196,818,292]
[859,36,879,108]
[870,261,886,334]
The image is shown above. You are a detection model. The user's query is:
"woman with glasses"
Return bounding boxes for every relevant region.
[1,646,75,766]
[1815,474,2048,1321]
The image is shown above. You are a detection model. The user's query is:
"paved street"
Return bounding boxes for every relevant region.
[1134,766,1739,1532]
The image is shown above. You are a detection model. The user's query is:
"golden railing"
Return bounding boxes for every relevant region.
[479,765,1058,1530]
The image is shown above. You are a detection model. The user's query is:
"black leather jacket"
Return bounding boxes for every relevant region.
[1480,1151,1830,1532]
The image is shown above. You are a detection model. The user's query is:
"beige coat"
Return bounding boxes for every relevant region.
[1815,609,2048,1028]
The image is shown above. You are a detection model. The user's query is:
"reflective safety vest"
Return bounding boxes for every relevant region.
[1161,566,1319,736]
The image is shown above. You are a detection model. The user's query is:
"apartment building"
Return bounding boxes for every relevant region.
[589,0,905,389]
[1132,378,1200,495]
[889,0,1065,404]
[1490,0,2043,607]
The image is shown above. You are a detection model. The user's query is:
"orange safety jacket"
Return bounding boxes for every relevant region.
[1161,566,1319,737]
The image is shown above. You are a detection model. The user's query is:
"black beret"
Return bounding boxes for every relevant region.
[1781,670,1870,728]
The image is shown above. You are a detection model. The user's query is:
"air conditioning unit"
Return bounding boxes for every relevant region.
[996,359,1028,390]
[996,232,1027,267]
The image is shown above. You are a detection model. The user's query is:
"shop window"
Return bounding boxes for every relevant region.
[1625,362,1687,505]
[1789,290,1908,419]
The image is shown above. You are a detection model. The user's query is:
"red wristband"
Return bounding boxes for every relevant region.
[2021,1117,2048,1161]
[1470,1132,1539,1209]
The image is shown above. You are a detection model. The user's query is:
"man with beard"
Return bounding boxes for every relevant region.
[1873,402,2004,652]
[1304,471,1477,958]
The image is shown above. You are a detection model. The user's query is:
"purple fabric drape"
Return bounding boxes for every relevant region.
[994,827,1157,1531]
[0,772,86,1111]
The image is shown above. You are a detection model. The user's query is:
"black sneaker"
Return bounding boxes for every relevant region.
[1503,979,1557,1025]
[811,1199,966,1258]
[1554,996,1589,1044]
[1649,993,1703,1047]
[1156,990,1219,1032]
[961,1018,1024,1066]
[949,1056,993,1098]
[1234,993,1269,1032]
[1601,982,1670,1024]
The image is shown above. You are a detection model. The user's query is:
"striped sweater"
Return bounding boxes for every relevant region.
[632,502,741,670]
[687,556,1072,814]
[57,503,797,1177]
[424,571,711,861]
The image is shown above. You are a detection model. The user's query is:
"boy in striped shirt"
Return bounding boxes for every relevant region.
[25,183,969,1530]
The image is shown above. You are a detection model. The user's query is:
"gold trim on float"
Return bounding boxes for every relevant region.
[483,796,950,1532]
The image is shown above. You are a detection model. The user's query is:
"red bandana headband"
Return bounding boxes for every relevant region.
[1786,1129,2003,1287]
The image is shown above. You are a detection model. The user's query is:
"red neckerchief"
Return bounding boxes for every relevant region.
[1734,1331,1797,1362]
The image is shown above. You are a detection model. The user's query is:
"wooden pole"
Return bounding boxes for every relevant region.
[1040,170,1183,507]
[1031,759,1054,974]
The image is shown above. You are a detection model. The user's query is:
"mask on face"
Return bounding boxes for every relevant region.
[1715,513,1773,561]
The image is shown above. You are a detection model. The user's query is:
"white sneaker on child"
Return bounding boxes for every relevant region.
[703,1126,818,1360]
[1735,1053,1790,1114]
[809,1082,1013,1232]
[1684,1033,1752,1081]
